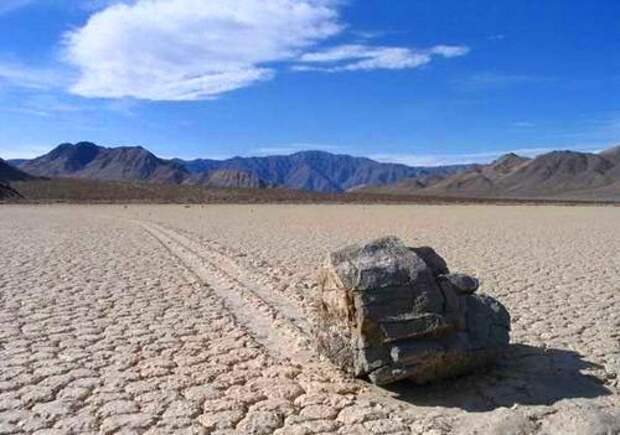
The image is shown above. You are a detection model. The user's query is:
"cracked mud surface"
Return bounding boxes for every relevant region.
[1,204,619,434]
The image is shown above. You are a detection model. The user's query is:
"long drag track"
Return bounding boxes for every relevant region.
[138,221,314,365]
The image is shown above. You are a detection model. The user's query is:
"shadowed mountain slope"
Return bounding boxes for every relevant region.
[176,150,470,193]
[0,158,34,200]
[14,142,619,198]
[16,142,189,184]
[495,151,614,196]
[600,145,620,163]
[15,144,470,193]
[364,147,620,200]
[188,169,270,189]
[0,158,35,182]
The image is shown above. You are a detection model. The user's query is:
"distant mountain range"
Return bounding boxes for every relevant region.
[8,142,470,192]
[5,142,620,200]
[174,152,469,192]
[363,145,620,201]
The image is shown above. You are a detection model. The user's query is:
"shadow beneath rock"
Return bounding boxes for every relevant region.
[382,344,611,412]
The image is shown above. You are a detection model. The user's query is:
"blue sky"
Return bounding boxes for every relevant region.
[0,0,618,165]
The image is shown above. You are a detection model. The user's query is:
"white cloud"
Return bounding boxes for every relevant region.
[294,44,469,72]
[64,0,343,101]
[350,30,388,40]
[63,0,470,100]
[429,45,470,58]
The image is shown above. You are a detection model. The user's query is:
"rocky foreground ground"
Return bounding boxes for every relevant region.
[1,204,619,434]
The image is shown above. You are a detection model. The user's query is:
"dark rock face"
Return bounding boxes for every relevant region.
[439,273,480,295]
[410,247,449,276]
[317,236,510,385]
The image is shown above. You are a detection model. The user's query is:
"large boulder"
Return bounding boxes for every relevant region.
[317,236,510,385]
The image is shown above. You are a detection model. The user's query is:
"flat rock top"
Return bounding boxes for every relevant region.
[1,204,618,434]
[328,236,431,291]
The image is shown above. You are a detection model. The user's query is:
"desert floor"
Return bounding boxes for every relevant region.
[1,204,619,434]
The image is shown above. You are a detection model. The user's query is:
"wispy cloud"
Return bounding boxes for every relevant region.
[64,0,343,101]
[59,0,470,101]
[349,29,409,41]
[2,93,139,118]
[0,60,67,90]
[0,1,470,101]
[350,30,389,40]
[22,94,90,114]
[294,44,469,72]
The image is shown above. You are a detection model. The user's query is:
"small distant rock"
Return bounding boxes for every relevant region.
[317,236,510,385]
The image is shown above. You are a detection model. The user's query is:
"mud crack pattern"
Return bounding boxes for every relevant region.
[1,204,619,434]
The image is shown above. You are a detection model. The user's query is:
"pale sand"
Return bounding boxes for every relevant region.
[1,204,619,434]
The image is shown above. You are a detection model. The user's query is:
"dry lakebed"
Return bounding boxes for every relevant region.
[1,204,619,434]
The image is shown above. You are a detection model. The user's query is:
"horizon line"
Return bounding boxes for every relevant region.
[2,141,618,168]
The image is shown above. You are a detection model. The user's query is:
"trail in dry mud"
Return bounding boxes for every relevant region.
[138,220,316,365]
